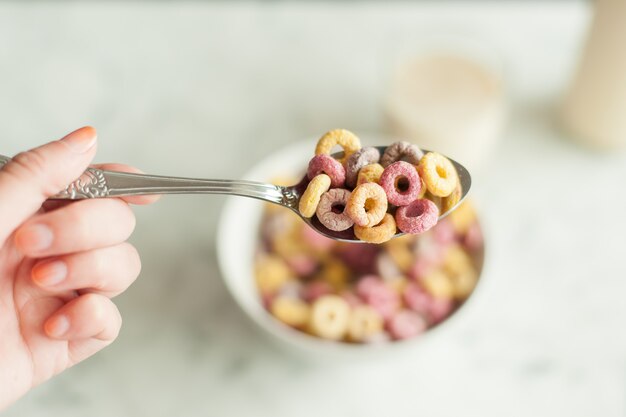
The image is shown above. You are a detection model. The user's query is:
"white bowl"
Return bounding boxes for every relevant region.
[216,139,484,358]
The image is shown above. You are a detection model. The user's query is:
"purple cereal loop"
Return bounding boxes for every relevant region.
[344,147,381,188]
[379,161,422,206]
[307,154,346,188]
[395,199,440,234]
[380,141,425,167]
[315,188,354,232]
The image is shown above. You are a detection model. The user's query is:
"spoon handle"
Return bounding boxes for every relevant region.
[0,154,287,204]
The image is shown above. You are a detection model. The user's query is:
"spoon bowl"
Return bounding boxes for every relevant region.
[282,147,471,242]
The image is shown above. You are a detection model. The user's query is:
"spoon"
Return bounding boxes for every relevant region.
[0,147,471,243]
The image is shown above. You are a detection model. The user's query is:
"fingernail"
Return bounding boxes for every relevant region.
[15,224,54,253]
[60,126,97,153]
[45,315,70,338]
[32,260,67,287]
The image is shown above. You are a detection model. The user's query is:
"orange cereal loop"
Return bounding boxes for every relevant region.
[346,182,388,227]
[298,174,331,218]
[354,213,397,244]
[418,152,459,197]
[315,129,362,164]
[356,163,384,186]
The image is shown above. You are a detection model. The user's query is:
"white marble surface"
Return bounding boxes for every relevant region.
[2,1,626,416]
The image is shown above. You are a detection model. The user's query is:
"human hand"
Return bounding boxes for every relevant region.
[0,127,158,409]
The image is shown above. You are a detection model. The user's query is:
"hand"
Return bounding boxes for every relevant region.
[0,127,158,410]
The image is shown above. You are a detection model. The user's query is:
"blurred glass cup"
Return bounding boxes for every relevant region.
[382,35,507,174]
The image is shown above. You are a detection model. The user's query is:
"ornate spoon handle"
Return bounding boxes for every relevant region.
[0,154,286,204]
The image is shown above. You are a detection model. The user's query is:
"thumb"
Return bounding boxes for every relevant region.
[0,127,98,245]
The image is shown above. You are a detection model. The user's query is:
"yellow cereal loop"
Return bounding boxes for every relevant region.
[421,269,455,299]
[273,228,310,258]
[444,245,473,275]
[442,245,478,299]
[317,257,350,291]
[418,152,459,197]
[346,182,388,227]
[441,182,462,214]
[347,305,383,342]
[309,295,351,340]
[357,163,384,186]
[270,297,311,328]
[388,277,409,295]
[450,269,478,300]
[315,129,362,164]
[448,201,477,234]
[354,213,397,244]
[385,239,413,272]
[298,174,331,218]
[255,255,292,295]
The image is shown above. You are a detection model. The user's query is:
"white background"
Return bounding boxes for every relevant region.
[2,1,625,416]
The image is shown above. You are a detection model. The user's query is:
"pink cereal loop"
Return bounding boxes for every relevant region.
[315,129,362,164]
[298,174,331,218]
[315,188,354,232]
[346,182,388,227]
[307,154,346,188]
[344,147,381,188]
[379,161,422,206]
[380,141,425,167]
[387,310,427,340]
[354,213,397,244]
[395,198,440,234]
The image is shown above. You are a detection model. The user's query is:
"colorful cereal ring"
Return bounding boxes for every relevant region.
[395,198,439,234]
[346,182,388,227]
[379,161,422,206]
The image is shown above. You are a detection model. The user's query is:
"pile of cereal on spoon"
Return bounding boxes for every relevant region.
[299,129,462,243]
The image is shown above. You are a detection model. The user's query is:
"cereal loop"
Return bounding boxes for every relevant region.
[307,154,346,188]
[357,163,384,186]
[299,174,331,218]
[346,182,388,227]
[418,152,459,197]
[347,305,384,342]
[379,161,422,206]
[316,188,354,232]
[354,213,397,244]
[309,295,351,340]
[395,198,439,234]
[315,129,362,164]
[345,146,381,188]
[380,141,424,167]
[270,297,310,328]
[441,182,462,214]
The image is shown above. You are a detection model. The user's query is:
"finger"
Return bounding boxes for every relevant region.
[44,293,122,342]
[15,198,135,258]
[31,243,141,298]
[93,163,161,205]
[0,127,97,244]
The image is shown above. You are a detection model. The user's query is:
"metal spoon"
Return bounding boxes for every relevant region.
[0,147,471,243]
